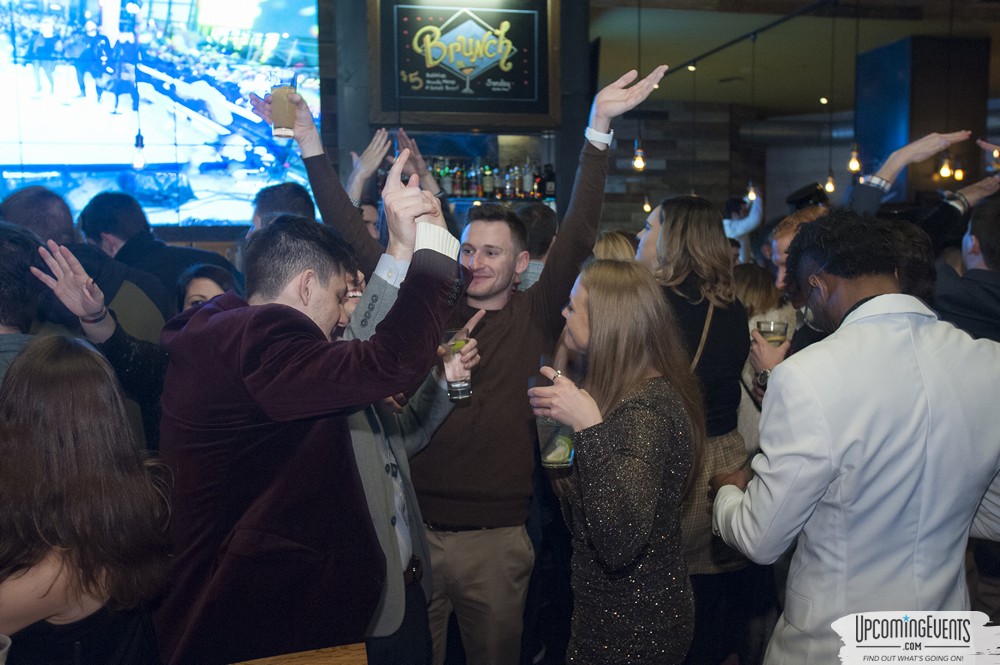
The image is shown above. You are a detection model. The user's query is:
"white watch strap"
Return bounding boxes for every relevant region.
[584,126,614,145]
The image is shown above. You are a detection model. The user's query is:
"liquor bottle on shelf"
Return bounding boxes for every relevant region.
[439,159,452,196]
[451,163,463,198]
[504,164,514,199]
[481,164,494,198]
[467,162,481,198]
[522,159,535,200]
[543,164,556,199]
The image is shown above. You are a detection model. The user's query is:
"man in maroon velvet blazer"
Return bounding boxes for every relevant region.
[154,162,464,664]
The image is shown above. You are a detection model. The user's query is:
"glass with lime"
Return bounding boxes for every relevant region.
[442,328,471,402]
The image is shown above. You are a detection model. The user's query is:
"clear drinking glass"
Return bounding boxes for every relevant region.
[269,69,297,138]
[756,320,788,346]
[441,328,471,402]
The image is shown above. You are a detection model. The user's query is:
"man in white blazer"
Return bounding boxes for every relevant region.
[711,209,1000,664]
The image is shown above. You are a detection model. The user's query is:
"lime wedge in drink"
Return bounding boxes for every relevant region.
[543,435,573,464]
[450,339,467,351]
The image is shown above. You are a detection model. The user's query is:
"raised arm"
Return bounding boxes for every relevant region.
[249,91,383,276]
[32,241,168,403]
[391,128,463,238]
[345,128,391,206]
[529,66,668,336]
[850,131,971,214]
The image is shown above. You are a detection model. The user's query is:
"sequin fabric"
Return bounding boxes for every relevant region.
[563,377,695,664]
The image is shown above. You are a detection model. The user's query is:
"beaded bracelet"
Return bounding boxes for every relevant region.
[79,307,109,325]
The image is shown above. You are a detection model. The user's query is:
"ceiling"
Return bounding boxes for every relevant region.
[589,0,1000,118]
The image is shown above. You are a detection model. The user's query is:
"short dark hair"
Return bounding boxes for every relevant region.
[515,203,557,258]
[0,222,45,333]
[970,197,1000,270]
[78,191,150,242]
[252,182,316,228]
[0,185,78,245]
[176,263,242,313]
[886,219,935,303]
[244,214,357,300]
[785,208,896,300]
[466,203,528,254]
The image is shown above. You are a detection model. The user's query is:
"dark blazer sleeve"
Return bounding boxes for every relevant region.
[847,182,885,215]
[242,250,465,421]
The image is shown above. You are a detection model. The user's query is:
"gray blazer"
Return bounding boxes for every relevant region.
[344,271,452,637]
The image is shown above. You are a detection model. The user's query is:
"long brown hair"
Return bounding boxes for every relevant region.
[578,260,705,491]
[655,195,735,307]
[0,335,169,610]
[733,263,783,318]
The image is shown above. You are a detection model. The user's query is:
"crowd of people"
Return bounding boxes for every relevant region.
[0,58,999,665]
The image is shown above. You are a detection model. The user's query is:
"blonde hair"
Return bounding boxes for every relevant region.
[771,205,827,241]
[593,230,636,261]
[733,263,782,318]
[654,196,735,307]
[578,260,705,492]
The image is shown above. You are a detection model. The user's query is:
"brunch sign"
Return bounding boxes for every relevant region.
[376,1,551,116]
[411,16,517,89]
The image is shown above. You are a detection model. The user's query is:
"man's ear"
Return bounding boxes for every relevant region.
[811,270,834,302]
[514,250,530,275]
[968,234,983,258]
[295,269,317,307]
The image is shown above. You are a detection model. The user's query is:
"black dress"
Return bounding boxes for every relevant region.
[564,378,695,664]
[8,606,160,665]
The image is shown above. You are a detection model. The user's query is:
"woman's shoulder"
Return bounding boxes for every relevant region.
[615,377,684,414]
[0,553,104,635]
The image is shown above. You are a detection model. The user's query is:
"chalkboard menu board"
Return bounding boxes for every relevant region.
[369,0,559,128]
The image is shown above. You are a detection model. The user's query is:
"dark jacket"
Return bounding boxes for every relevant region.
[153,248,464,664]
[113,231,241,316]
[933,264,1000,342]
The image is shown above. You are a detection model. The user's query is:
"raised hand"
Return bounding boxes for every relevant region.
[589,65,669,135]
[895,131,971,165]
[249,90,323,157]
[394,128,431,179]
[977,138,1000,156]
[351,128,392,182]
[381,148,441,258]
[957,174,1000,208]
[31,240,105,318]
[876,131,972,184]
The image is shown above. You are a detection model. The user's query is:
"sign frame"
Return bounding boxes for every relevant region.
[367,0,560,129]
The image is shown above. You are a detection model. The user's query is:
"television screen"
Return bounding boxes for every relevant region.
[0,0,320,225]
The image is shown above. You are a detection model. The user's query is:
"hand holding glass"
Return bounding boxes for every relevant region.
[269,69,297,138]
[756,320,788,346]
[441,328,472,402]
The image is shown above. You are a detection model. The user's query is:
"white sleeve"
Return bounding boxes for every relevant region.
[971,470,1000,541]
[712,360,835,564]
[722,196,764,239]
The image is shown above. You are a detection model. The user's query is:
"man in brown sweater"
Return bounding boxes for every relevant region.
[252,67,666,664]
[405,68,666,665]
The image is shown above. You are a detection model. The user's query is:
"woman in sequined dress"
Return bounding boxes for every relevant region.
[528,259,705,663]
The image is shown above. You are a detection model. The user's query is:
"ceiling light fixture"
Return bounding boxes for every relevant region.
[824,8,836,193]
[633,0,646,173]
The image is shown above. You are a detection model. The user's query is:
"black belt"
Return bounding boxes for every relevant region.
[424,520,489,532]
[403,555,423,586]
